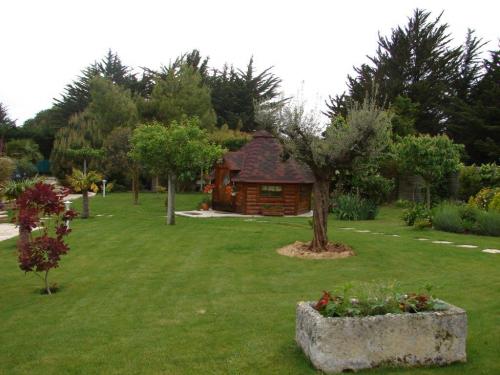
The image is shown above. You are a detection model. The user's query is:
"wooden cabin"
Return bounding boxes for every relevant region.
[212,130,314,216]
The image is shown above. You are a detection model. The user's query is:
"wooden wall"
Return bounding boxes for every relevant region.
[241,183,312,216]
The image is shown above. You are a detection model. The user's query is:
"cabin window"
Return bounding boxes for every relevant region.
[260,185,282,197]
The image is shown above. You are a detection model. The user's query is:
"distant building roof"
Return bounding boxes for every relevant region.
[222,130,315,184]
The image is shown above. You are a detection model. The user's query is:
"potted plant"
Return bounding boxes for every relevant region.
[296,285,467,373]
[199,197,211,211]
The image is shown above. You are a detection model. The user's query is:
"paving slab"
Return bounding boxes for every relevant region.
[482,249,500,254]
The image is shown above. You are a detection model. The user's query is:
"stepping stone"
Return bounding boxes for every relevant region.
[371,232,384,235]
[456,245,478,249]
[482,249,500,254]
[390,234,400,237]
[340,227,355,230]
[432,241,454,244]
[356,230,370,233]
[244,219,256,222]
[96,214,104,217]
[416,238,429,241]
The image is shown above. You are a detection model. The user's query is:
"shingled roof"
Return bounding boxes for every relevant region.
[223,130,315,184]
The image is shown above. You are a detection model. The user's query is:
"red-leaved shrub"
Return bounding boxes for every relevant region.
[15,182,77,294]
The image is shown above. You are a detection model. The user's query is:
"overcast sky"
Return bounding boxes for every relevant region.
[1,0,499,124]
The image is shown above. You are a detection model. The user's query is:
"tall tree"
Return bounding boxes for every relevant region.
[86,76,139,135]
[0,102,16,155]
[326,9,463,135]
[444,30,488,162]
[144,64,216,129]
[22,108,65,159]
[467,48,500,162]
[54,50,145,123]
[130,118,223,225]
[280,98,392,251]
[207,58,283,131]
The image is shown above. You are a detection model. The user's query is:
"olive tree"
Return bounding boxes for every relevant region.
[280,99,392,251]
[130,118,223,225]
[394,134,463,209]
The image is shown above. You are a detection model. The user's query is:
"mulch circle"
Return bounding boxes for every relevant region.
[276,241,355,259]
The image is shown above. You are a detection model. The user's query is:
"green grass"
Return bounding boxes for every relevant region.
[1,193,499,375]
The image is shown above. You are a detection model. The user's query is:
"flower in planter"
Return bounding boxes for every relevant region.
[313,283,448,318]
[203,184,215,194]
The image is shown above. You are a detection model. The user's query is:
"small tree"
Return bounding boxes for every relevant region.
[102,127,141,204]
[67,168,102,218]
[395,134,463,209]
[130,118,223,225]
[281,99,392,251]
[16,182,77,294]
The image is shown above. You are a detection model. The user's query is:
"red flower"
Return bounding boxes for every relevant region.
[314,291,333,311]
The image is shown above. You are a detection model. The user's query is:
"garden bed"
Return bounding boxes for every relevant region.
[296,301,467,374]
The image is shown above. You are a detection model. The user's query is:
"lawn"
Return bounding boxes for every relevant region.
[1,193,499,375]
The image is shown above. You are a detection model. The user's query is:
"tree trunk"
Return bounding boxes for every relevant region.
[83,159,87,175]
[17,227,30,250]
[166,173,176,225]
[309,178,330,252]
[82,190,89,218]
[152,175,159,192]
[425,181,431,210]
[44,270,51,295]
[132,166,139,205]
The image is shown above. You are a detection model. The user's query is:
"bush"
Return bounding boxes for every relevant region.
[352,174,395,204]
[474,211,500,236]
[489,192,500,212]
[332,194,378,220]
[14,158,38,179]
[431,202,500,237]
[468,187,500,210]
[432,204,466,233]
[402,203,430,226]
[459,163,500,201]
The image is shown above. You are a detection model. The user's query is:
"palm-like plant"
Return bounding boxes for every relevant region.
[1,177,40,201]
[0,177,40,247]
[67,168,102,218]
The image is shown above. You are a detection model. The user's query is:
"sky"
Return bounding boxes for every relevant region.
[1,0,499,125]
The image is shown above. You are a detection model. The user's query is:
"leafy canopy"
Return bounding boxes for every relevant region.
[130,118,224,176]
[394,134,463,183]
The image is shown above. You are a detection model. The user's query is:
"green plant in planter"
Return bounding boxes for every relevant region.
[314,282,447,318]
[198,196,211,210]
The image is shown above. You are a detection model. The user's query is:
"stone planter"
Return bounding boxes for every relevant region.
[296,301,467,374]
